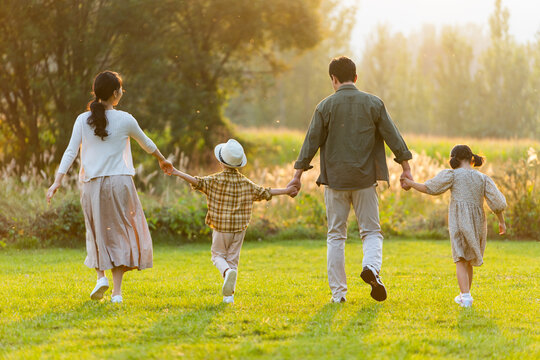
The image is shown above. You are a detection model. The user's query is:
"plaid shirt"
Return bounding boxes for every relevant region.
[192,168,272,232]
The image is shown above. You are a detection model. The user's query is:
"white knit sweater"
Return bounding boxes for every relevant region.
[57,110,157,182]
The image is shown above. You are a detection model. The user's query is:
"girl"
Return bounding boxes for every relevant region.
[47,71,173,303]
[401,145,506,307]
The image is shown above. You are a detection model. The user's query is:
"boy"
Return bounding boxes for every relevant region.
[171,139,296,303]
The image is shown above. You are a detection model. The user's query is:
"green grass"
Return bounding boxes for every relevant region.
[1,239,538,359]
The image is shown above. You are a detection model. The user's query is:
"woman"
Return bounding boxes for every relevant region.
[46,71,173,303]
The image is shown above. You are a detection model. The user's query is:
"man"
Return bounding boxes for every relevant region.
[288,56,413,303]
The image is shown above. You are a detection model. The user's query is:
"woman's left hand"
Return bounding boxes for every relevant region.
[46,183,61,204]
[159,159,173,175]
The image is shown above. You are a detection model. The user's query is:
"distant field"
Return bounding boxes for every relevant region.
[1,240,538,359]
[237,127,539,168]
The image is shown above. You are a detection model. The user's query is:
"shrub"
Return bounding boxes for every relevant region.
[32,200,86,247]
[494,147,540,240]
[145,197,210,242]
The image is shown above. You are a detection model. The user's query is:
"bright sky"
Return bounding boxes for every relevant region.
[350,0,540,55]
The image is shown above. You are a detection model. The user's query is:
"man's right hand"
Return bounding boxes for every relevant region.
[287,170,303,198]
[399,161,413,191]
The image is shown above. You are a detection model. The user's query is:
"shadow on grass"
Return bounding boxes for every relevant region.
[0,300,118,354]
[457,307,525,358]
[110,303,227,358]
[260,302,381,359]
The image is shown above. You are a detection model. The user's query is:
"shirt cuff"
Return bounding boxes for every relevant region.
[393,149,413,164]
[191,176,204,191]
[294,160,314,171]
[263,188,272,201]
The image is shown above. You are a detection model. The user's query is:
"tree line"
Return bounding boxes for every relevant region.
[0,0,322,172]
[230,0,540,140]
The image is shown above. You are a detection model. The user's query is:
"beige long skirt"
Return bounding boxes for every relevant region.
[81,175,153,271]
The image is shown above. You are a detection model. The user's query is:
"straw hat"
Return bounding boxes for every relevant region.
[214,139,247,168]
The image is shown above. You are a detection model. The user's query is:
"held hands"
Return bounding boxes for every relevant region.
[400,170,414,191]
[286,177,301,198]
[159,159,173,175]
[400,177,414,189]
[286,185,299,198]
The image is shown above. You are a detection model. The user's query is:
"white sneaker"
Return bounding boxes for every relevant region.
[331,296,346,303]
[90,277,109,300]
[223,295,234,304]
[222,269,237,296]
[461,294,473,307]
[111,295,123,303]
[455,294,473,307]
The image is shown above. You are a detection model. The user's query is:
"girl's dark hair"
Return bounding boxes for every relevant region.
[87,71,122,140]
[449,144,484,169]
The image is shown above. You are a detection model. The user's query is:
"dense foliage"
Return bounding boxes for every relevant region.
[0,0,322,172]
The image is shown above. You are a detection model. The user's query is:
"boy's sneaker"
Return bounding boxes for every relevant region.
[331,296,346,303]
[222,269,237,296]
[360,266,387,302]
[223,295,234,304]
[111,295,123,303]
[90,277,109,300]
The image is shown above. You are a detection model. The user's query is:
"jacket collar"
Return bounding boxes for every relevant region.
[336,84,358,92]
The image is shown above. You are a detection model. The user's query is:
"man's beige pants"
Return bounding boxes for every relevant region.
[325,185,384,299]
[211,230,246,277]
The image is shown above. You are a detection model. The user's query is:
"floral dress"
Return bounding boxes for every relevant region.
[425,168,507,266]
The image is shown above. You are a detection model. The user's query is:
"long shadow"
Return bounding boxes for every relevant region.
[0,300,118,356]
[110,303,226,358]
[457,308,525,358]
[339,302,381,337]
[301,303,345,338]
[261,301,381,359]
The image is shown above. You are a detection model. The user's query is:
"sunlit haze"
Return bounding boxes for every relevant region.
[350,0,540,55]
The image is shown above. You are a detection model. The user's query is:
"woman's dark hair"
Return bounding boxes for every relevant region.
[87,71,122,140]
[449,144,484,169]
[329,56,356,83]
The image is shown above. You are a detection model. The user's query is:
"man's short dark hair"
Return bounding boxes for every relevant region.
[329,56,356,83]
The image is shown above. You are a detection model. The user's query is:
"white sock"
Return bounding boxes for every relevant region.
[461,292,472,298]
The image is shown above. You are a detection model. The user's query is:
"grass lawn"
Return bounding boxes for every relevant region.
[0,239,538,359]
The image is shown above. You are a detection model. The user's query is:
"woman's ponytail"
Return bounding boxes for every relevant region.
[88,97,108,140]
[472,154,484,167]
[87,71,123,141]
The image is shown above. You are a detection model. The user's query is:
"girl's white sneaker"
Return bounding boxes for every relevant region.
[111,295,123,303]
[455,294,473,307]
[90,277,109,300]
[223,295,234,304]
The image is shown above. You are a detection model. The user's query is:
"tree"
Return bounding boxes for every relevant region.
[433,27,474,136]
[0,0,323,171]
[359,25,413,131]
[0,0,149,171]
[225,0,356,130]
[132,0,322,163]
[474,0,531,137]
